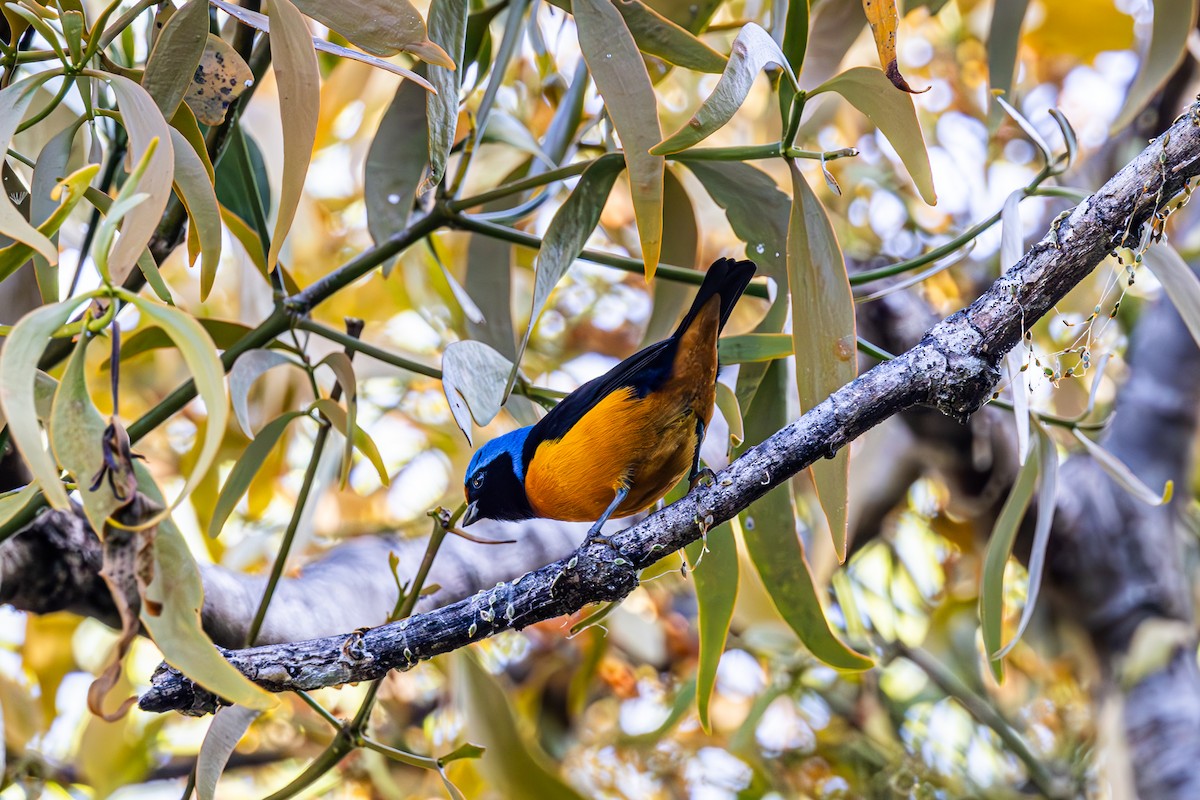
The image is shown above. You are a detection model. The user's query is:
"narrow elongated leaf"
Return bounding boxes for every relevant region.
[466,209,516,359]
[684,521,737,732]
[209,412,304,537]
[211,0,436,89]
[686,161,789,282]
[778,0,809,121]
[986,0,1029,126]
[812,67,936,205]
[575,0,664,278]
[135,463,277,710]
[614,0,727,73]
[215,127,271,262]
[168,127,223,300]
[788,164,855,561]
[717,333,791,364]
[319,352,358,487]
[441,341,514,443]
[642,168,698,344]
[862,0,924,92]
[995,421,1057,659]
[0,300,83,510]
[291,0,452,64]
[995,96,1052,165]
[0,72,62,264]
[652,24,795,155]
[427,0,469,186]
[88,71,176,286]
[365,78,429,247]
[453,651,589,800]
[186,34,254,126]
[119,292,230,526]
[311,399,389,485]
[1112,0,1199,132]
[0,484,40,531]
[229,349,298,437]
[714,381,742,445]
[108,318,254,366]
[265,0,320,273]
[0,164,98,284]
[197,706,261,800]
[737,360,872,669]
[512,153,625,377]
[1143,244,1200,350]
[142,0,209,118]
[1000,189,1030,464]
[49,334,127,534]
[981,427,1040,682]
[28,115,87,301]
[1072,429,1173,506]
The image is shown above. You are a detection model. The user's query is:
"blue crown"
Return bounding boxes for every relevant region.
[465,427,531,483]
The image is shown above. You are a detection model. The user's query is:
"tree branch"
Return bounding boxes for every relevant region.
[136,102,1200,714]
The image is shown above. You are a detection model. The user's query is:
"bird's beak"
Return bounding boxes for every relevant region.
[462,501,481,527]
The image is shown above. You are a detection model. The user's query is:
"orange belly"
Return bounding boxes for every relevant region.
[523,299,720,523]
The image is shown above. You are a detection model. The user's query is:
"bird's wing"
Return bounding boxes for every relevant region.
[528,338,676,446]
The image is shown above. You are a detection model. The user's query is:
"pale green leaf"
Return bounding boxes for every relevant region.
[995,96,1052,165]
[319,352,358,488]
[981,427,1040,682]
[427,0,469,185]
[136,463,278,710]
[169,126,223,300]
[788,164,856,561]
[441,340,515,443]
[197,706,261,800]
[291,0,452,64]
[0,300,83,509]
[717,333,791,365]
[0,163,99,284]
[613,0,727,74]
[714,381,742,446]
[1073,428,1173,506]
[119,291,230,526]
[575,0,664,277]
[229,349,297,438]
[1112,0,1198,132]
[28,115,88,302]
[1000,188,1030,464]
[365,77,429,248]
[0,72,63,265]
[1142,244,1200,351]
[684,521,737,732]
[652,23,796,155]
[642,168,698,344]
[311,399,390,486]
[985,0,1029,127]
[265,0,320,273]
[737,360,872,670]
[210,412,304,537]
[142,0,209,118]
[812,67,936,205]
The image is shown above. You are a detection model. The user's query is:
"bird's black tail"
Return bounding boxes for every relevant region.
[674,257,757,337]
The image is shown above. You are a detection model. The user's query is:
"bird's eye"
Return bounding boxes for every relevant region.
[472,474,484,489]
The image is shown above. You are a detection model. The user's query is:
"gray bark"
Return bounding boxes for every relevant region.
[136,102,1200,716]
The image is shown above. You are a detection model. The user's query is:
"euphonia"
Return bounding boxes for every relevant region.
[462,257,757,540]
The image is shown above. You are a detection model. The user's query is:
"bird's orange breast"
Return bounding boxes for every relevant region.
[523,295,721,522]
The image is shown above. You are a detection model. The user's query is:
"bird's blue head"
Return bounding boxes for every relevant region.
[462,427,535,526]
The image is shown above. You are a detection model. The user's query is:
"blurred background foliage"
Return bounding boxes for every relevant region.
[1,0,1197,797]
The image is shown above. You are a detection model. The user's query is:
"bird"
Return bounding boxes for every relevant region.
[461,257,757,542]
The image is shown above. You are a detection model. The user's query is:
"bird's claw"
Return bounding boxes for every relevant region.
[689,467,716,492]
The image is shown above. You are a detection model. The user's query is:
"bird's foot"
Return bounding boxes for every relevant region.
[689,467,716,492]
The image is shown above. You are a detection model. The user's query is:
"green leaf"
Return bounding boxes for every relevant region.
[48,333,126,534]
[265,0,320,273]
[0,484,40,531]
[466,206,516,359]
[0,299,84,510]
[168,126,223,300]
[1072,428,1173,506]
[995,420,1057,659]
[984,0,1032,127]
[0,163,99,285]
[613,0,727,73]
[812,67,936,205]
[28,115,89,303]
[141,0,209,118]
[106,320,254,372]
[512,153,625,378]
[717,333,791,365]
[0,71,63,265]
[135,462,278,710]
[684,521,737,732]
[575,0,664,278]
[652,23,796,155]
[211,0,437,88]
[685,160,789,283]
[86,71,177,286]
[197,706,261,800]
[365,78,429,248]
[995,96,1052,165]
[80,185,174,303]
[215,127,271,263]
[453,651,589,800]
[1000,189,1031,465]
[778,0,809,122]
[441,341,515,443]
[229,349,298,437]
[642,168,698,344]
[119,291,230,526]
[1143,243,1200,352]
[319,352,358,488]
[311,399,390,486]
[714,381,742,446]
[439,742,486,763]
[736,360,872,670]
[291,0,452,64]
[427,0,469,186]
[788,164,856,561]
[209,412,304,537]
[980,427,1040,682]
[1112,0,1198,132]
[642,0,722,32]
[90,136,159,285]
